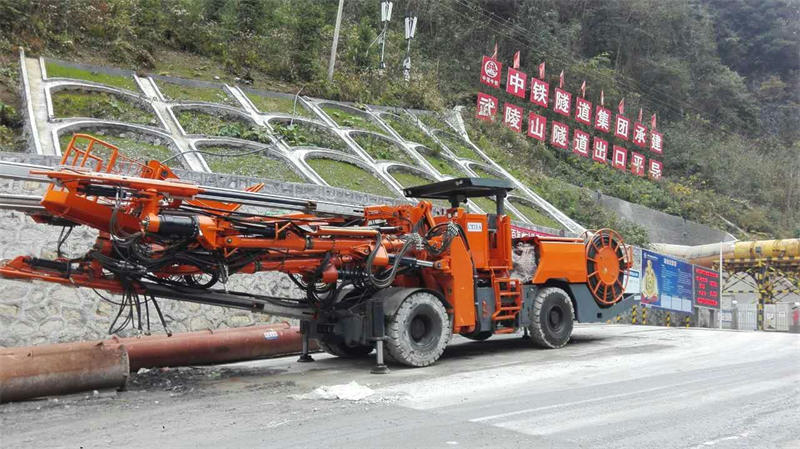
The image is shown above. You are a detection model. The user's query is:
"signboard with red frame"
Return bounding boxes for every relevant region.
[480,56,502,88]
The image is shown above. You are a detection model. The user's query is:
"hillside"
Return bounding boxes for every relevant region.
[0,0,797,240]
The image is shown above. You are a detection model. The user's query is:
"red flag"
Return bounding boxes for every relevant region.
[651,113,657,130]
[637,108,643,123]
[538,62,545,79]
[580,80,586,98]
[512,51,521,69]
[600,90,605,106]
[491,43,498,60]
[618,98,625,115]
[559,70,564,89]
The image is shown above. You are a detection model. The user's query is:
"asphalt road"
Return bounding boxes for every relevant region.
[2,325,798,449]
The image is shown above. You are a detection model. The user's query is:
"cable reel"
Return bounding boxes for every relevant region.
[583,228,630,306]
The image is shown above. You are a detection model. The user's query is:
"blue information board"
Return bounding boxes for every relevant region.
[640,250,694,313]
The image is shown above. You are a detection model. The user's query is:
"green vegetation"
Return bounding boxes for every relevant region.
[45,61,138,91]
[307,158,394,197]
[273,122,349,152]
[0,101,23,152]
[351,133,412,163]
[321,106,383,134]
[381,113,440,149]
[201,146,303,181]
[510,200,562,229]
[390,170,432,188]
[52,91,156,125]
[157,81,235,106]
[177,110,270,144]
[58,133,177,167]
[471,165,499,180]
[436,132,481,160]
[417,148,465,178]
[246,93,311,117]
[415,113,450,131]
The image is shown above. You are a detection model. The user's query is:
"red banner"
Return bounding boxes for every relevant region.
[503,103,523,133]
[527,112,547,141]
[614,114,630,141]
[630,151,646,176]
[613,145,628,170]
[475,92,498,121]
[573,129,590,157]
[530,78,549,108]
[594,105,611,133]
[506,67,527,99]
[553,88,572,117]
[575,96,592,125]
[550,121,569,150]
[592,137,608,163]
[650,130,663,154]
[632,122,648,148]
[480,56,502,88]
[649,159,663,180]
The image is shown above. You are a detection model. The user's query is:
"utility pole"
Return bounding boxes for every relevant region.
[379,1,393,69]
[327,0,345,82]
[402,14,417,81]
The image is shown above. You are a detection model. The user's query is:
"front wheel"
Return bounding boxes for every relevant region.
[528,287,574,349]
[384,291,451,367]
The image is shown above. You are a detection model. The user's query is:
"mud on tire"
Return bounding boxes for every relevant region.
[528,287,574,349]
[384,291,451,367]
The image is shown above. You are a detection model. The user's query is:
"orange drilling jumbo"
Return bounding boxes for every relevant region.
[0,135,633,371]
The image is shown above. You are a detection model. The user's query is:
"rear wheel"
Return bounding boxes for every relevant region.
[319,338,373,358]
[528,287,574,349]
[384,291,451,367]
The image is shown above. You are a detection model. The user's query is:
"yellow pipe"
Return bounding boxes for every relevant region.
[651,239,800,268]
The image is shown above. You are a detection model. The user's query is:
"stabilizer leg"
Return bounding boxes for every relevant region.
[297,320,314,363]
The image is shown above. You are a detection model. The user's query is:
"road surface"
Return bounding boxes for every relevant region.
[1,325,798,448]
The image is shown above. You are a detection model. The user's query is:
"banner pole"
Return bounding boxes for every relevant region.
[719,241,724,330]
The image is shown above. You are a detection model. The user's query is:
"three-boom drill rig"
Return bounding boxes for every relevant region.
[0,135,633,371]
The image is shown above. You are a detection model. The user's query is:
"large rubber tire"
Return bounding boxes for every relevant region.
[462,331,492,341]
[384,291,452,367]
[528,287,574,349]
[318,338,373,358]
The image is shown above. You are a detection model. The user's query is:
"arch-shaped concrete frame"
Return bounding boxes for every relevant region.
[46,83,160,127]
[191,138,311,183]
[297,149,402,197]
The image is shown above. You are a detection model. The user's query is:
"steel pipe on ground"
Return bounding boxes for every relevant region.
[0,343,129,403]
[111,322,315,371]
[0,323,315,402]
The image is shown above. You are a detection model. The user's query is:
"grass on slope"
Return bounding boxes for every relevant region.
[510,200,562,229]
[351,133,412,163]
[272,122,349,152]
[201,146,303,182]
[158,81,236,106]
[390,171,432,188]
[177,110,270,144]
[45,61,138,91]
[246,93,312,117]
[321,106,383,134]
[437,132,481,160]
[306,158,394,197]
[381,114,441,149]
[52,91,157,125]
[417,148,465,178]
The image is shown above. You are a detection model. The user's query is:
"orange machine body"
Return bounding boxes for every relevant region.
[0,134,630,341]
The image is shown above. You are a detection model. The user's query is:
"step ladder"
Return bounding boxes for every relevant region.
[490,269,522,333]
